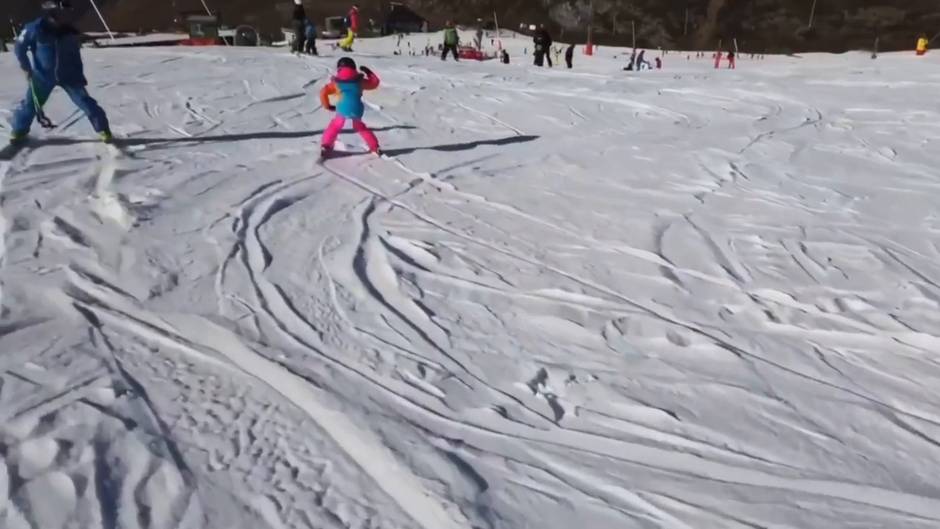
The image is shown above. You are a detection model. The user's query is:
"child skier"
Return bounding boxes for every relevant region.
[10,0,111,144]
[319,57,381,157]
[304,19,318,55]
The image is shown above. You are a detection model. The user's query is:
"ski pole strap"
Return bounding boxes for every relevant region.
[30,80,55,129]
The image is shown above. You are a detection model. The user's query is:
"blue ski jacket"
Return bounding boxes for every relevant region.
[15,17,88,87]
[320,66,380,119]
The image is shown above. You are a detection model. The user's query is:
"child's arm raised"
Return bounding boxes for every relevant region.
[359,66,380,90]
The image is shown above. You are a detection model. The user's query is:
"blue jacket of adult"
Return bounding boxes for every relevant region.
[15,16,88,87]
[305,21,317,40]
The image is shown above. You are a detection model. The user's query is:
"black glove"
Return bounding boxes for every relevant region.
[326,104,336,111]
[359,65,373,76]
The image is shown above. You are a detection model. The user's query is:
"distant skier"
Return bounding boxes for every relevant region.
[349,5,360,33]
[339,5,360,52]
[501,49,510,64]
[565,43,574,68]
[624,50,636,71]
[917,33,929,56]
[304,19,318,55]
[533,25,552,67]
[727,50,736,69]
[10,0,111,144]
[291,0,307,54]
[636,49,648,70]
[655,56,662,69]
[319,57,381,157]
[441,20,459,61]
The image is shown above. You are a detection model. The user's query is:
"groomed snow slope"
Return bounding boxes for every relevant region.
[1,35,940,529]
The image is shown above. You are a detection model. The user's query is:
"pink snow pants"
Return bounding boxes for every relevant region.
[322,115,379,152]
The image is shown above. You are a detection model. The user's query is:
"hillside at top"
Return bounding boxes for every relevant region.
[3,0,938,52]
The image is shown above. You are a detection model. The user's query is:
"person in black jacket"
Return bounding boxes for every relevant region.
[565,43,574,68]
[533,25,552,67]
[291,0,307,54]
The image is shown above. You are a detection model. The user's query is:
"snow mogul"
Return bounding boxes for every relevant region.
[9,0,112,145]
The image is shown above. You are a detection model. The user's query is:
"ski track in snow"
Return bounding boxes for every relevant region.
[1,39,940,529]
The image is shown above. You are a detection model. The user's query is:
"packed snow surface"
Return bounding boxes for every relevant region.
[2,33,940,529]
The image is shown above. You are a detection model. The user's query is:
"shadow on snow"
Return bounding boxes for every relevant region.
[381,135,539,156]
[27,130,539,155]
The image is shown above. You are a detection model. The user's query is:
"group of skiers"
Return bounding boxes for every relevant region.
[5,0,381,158]
[623,49,662,71]
[528,26,576,68]
[292,1,360,55]
[291,0,318,55]
[7,0,935,154]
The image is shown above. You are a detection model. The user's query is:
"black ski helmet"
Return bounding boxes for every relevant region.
[337,57,357,70]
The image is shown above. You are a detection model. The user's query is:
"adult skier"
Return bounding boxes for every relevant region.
[624,50,637,71]
[10,0,111,144]
[565,43,575,68]
[441,20,459,61]
[292,0,307,54]
[533,25,552,67]
[319,57,381,157]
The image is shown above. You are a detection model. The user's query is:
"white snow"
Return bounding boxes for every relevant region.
[2,32,940,529]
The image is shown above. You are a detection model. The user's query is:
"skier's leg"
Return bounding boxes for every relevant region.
[352,119,379,152]
[321,116,346,150]
[11,80,53,135]
[63,85,110,133]
[340,29,354,50]
[441,45,447,60]
[293,24,305,53]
